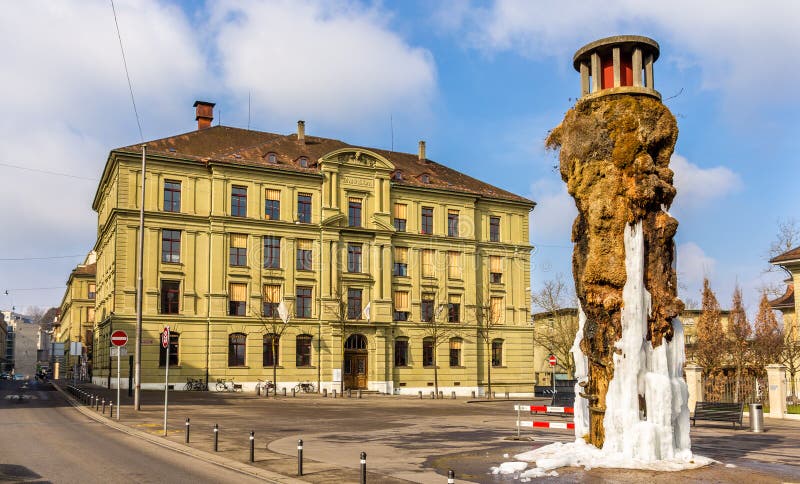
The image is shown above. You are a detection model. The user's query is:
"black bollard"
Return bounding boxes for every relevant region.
[185,418,190,443]
[358,389,362,399]
[249,431,255,462]
[109,402,113,418]
[448,469,455,483]
[102,398,106,414]
[297,439,303,476]
[292,388,296,397]
[323,388,328,397]
[213,424,219,451]
[418,391,423,399]
[360,451,367,484]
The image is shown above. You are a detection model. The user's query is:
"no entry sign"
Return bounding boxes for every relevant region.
[110,330,128,347]
[548,355,557,367]
[162,327,170,348]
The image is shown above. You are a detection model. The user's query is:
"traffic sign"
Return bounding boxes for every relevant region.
[162,327,170,348]
[110,330,128,347]
[548,355,557,367]
[110,346,128,357]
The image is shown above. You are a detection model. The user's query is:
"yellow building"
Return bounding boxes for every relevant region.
[56,252,97,378]
[770,246,799,397]
[90,102,535,395]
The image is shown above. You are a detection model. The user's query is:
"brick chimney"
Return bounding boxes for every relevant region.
[193,100,215,130]
[418,140,426,161]
[297,120,305,143]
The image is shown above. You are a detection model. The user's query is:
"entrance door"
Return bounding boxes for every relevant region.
[343,334,368,390]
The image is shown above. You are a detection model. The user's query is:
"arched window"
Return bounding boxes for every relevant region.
[228,333,246,367]
[449,338,463,367]
[344,334,368,350]
[263,333,280,367]
[296,334,312,367]
[159,331,179,367]
[491,339,504,367]
[266,152,277,164]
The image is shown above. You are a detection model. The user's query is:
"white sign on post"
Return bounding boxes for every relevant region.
[162,327,170,437]
[110,347,128,357]
[110,330,128,421]
[332,369,342,382]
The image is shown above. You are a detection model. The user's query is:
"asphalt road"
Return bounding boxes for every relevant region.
[0,379,263,483]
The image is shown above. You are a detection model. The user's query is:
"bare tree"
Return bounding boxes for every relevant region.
[322,273,353,395]
[752,291,783,372]
[253,296,291,398]
[763,218,800,296]
[419,291,461,397]
[473,291,502,396]
[531,276,578,378]
[24,306,46,323]
[728,286,751,403]
[780,322,800,402]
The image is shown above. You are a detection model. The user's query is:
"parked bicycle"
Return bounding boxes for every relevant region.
[294,381,316,393]
[255,379,275,396]
[215,378,241,392]
[183,377,208,391]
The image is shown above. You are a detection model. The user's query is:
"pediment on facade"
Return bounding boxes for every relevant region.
[321,212,347,227]
[371,214,395,231]
[319,148,395,172]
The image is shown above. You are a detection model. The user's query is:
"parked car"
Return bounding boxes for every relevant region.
[0,372,10,380]
[13,374,25,381]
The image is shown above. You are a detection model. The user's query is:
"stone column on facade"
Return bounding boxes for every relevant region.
[383,245,391,302]
[645,54,654,89]
[766,364,788,419]
[632,48,643,87]
[590,52,601,92]
[684,364,703,413]
[579,62,590,96]
[331,172,339,209]
[612,47,621,87]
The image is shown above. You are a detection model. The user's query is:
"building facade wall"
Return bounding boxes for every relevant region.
[93,148,534,395]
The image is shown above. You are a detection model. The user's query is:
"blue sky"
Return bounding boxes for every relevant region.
[1,1,798,317]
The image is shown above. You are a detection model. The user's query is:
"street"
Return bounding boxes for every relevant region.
[0,379,264,483]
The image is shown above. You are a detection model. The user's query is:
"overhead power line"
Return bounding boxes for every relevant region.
[0,254,86,261]
[0,162,98,181]
[4,287,64,292]
[110,0,144,143]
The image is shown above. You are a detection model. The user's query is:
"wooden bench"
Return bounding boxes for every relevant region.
[691,401,744,429]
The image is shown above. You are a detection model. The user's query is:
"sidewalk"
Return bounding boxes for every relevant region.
[55,380,800,483]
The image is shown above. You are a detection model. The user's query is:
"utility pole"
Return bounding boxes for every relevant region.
[134,145,146,410]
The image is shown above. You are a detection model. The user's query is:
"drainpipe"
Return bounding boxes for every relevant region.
[317,171,324,391]
[206,165,214,387]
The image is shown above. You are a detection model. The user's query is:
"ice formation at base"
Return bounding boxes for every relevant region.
[499,222,713,477]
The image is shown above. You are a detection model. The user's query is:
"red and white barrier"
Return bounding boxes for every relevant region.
[514,405,574,414]
[518,421,575,429]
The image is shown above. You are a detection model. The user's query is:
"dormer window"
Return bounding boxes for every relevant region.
[266,152,277,164]
[392,170,403,181]
[298,157,309,168]
[420,174,431,184]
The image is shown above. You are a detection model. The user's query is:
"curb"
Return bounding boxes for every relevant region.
[52,382,306,484]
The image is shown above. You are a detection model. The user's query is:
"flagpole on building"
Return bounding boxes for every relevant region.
[134,144,146,410]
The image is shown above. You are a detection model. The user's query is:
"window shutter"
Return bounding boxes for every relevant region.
[265,189,280,201]
[230,234,247,248]
[422,249,435,276]
[448,209,459,215]
[349,197,362,204]
[393,291,409,311]
[297,239,313,250]
[449,339,462,350]
[229,283,247,301]
[263,285,280,303]
[395,247,408,263]
[393,203,407,219]
[448,251,462,278]
[490,297,504,323]
[448,294,461,304]
[490,255,503,273]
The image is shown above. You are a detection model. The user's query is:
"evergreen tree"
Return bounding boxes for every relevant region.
[694,278,727,398]
[728,286,751,402]
[753,291,783,372]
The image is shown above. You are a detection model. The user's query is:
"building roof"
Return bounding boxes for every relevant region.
[769,283,795,310]
[115,126,534,206]
[72,262,96,277]
[770,245,800,264]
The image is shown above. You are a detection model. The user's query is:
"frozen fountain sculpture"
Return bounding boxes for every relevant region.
[547,36,692,459]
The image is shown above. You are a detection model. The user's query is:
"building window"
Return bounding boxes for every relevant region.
[263,334,279,367]
[490,216,500,242]
[490,256,503,283]
[421,249,435,277]
[264,189,280,220]
[347,288,362,320]
[345,334,368,350]
[87,307,95,323]
[231,186,247,217]
[296,239,313,271]
[447,209,459,237]
[449,338,462,367]
[420,174,431,184]
[448,294,461,323]
[447,251,462,279]
[229,283,247,316]
[421,293,435,322]
[348,197,362,227]
[393,247,408,276]
[296,286,312,318]
[393,291,409,321]
[347,243,362,273]
[296,334,312,366]
[159,332,179,367]
[393,203,407,232]
[422,338,434,367]
[164,180,181,212]
[491,339,503,367]
[297,193,312,223]
[263,236,281,269]
[421,207,433,235]
[394,338,409,367]
[298,157,309,168]
[266,152,277,164]
[161,229,181,263]
[160,280,180,314]
[490,296,504,324]
[229,234,247,266]
[263,284,280,318]
[88,283,96,300]
[228,333,246,367]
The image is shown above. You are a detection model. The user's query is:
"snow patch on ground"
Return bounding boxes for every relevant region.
[490,461,528,474]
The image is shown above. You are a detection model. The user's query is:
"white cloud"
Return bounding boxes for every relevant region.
[677,241,716,299]
[670,154,741,209]
[441,0,800,109]
[208,0,437,128]
[529,178,576,245]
